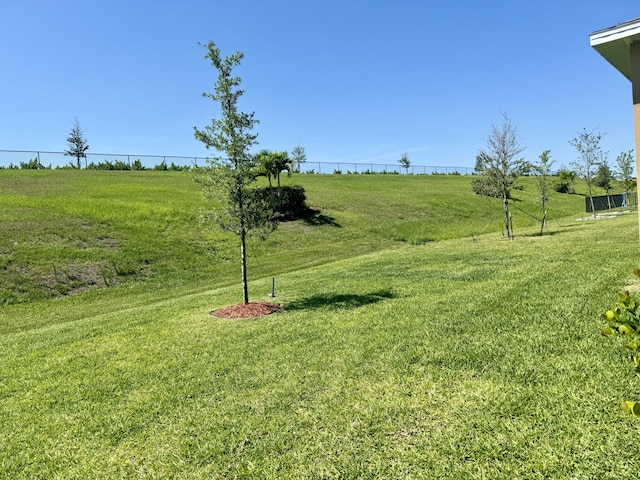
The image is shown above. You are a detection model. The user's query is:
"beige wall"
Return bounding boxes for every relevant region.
[632,42,640,237]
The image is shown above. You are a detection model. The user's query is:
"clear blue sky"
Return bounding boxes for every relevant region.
[1,0,638,170]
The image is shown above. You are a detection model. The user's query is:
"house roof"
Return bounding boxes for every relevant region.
[590,17,640,81]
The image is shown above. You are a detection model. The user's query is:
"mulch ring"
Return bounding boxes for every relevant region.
[210,302,281,319]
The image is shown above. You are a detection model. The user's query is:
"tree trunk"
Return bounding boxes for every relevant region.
[587,184,596,217]
[240,227,249,305]
[276,171,282,212]
[503,196,512,239]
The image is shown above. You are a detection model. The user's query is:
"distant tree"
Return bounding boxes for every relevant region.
[291,144,307,173]
[595,161,615,210]
[570,128,606,217]
[193,41,275,305]
[530,150,554,234]
[398,152,411,174]
[473,113,525,239]
[615,149,635,204]
[64,117,89,169]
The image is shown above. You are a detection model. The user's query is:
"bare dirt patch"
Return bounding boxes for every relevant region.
[210,302,281,319]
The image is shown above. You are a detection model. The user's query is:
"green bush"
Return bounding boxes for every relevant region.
[471,176,511,198]
[602,269,640,416]
[555,169,576,194]
[251,185,308,218]
[154,160,168,171]
[20,157,42,169]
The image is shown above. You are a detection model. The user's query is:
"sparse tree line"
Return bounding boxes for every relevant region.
[472,113,635,237]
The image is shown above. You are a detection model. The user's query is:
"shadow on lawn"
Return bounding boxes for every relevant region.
[278,207,341,227]
[301,208,341,227]
[519,227,575,238]
[284,289,395,312]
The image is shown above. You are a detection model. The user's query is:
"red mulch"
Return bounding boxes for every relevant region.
[210,302,281,319]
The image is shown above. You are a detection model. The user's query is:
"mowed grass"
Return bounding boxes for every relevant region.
[1,170,638,478]
[0,171,640,479]
[0,169,584,306]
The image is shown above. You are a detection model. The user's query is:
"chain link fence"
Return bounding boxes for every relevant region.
[0,149,473,174]
[0,150,205,170]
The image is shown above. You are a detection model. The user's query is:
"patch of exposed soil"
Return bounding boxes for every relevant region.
[210,302,281,319]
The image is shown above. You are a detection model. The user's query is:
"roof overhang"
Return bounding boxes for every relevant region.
[590,17,640,81]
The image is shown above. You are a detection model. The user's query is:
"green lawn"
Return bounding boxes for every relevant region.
[0,170,585,306]
[1,170,639,478]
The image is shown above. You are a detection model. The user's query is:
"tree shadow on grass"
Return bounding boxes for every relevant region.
[519,225,580,238]
[301,208,341,227]
[277,207,341,227]
[284,289,395,312]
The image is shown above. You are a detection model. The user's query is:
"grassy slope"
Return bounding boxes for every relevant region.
[0,170,584,306]
[2,171,639,478]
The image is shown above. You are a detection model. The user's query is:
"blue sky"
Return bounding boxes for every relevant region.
[1,0,639,170]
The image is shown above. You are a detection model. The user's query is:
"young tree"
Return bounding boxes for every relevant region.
[193,41,274,305]
[291,144,307,173]
[531,150,554,234]
[569,128,606,217]
[473,113,525,239]
[398,152,411,174]
[595,161,614,210]
[615,149,635,205]
[64,117,89,169]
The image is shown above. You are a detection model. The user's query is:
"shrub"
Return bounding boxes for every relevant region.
[20,157,42,169]
[115,160,132,170]
[555,169,576,194]
[602,269,640,416]
[251,185,308,219]
[131,159,145,171]
[169,162,191,171]
[471,176,511,198]
[154,160,168,171]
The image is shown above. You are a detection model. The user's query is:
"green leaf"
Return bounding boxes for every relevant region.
[605,310,616,321]
[602,325,615,336]
[619,325,633,336]
[632,403,640,417]
[621,401,635,414]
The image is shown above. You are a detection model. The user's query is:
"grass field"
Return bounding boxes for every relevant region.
[0,170,585,306]
[1,170,640,478]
